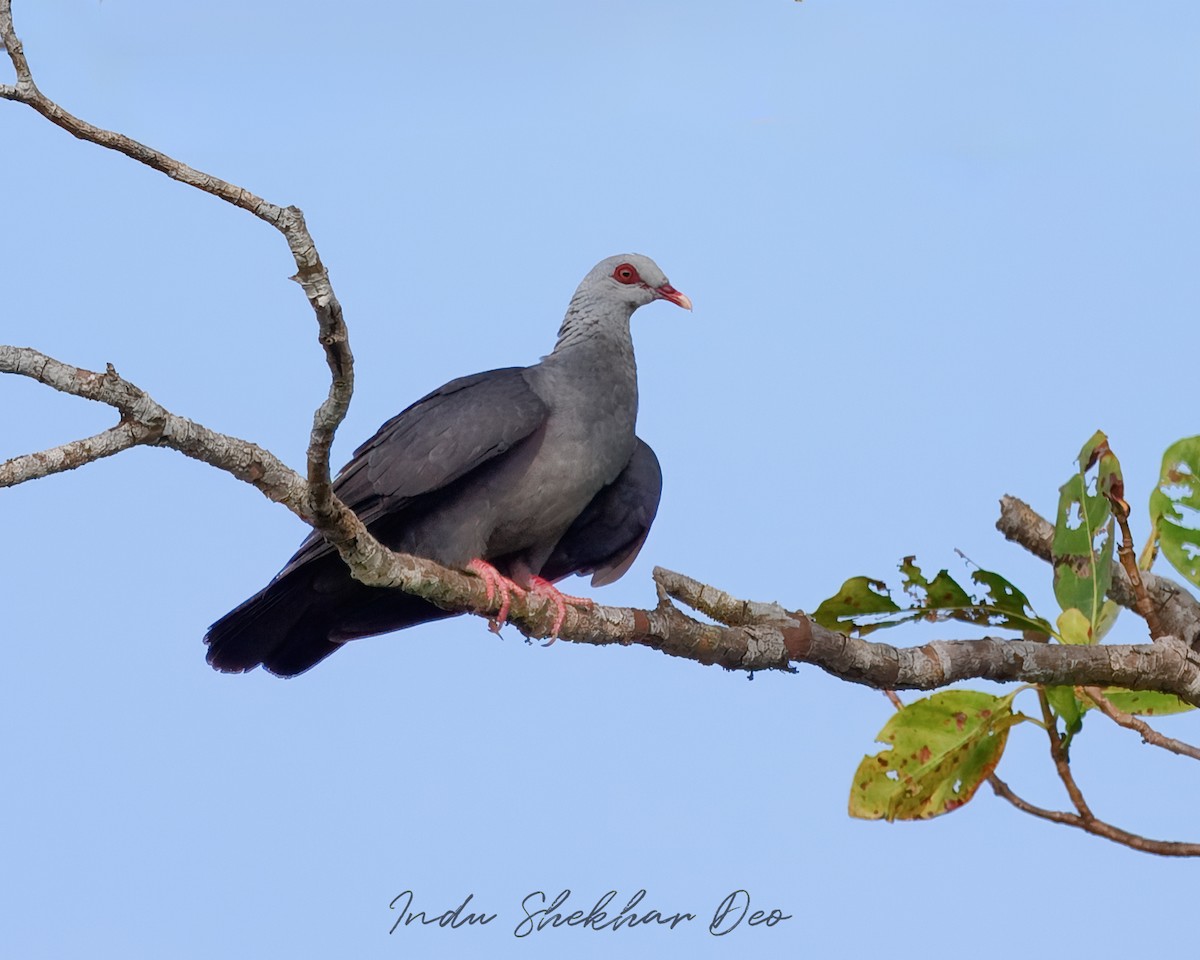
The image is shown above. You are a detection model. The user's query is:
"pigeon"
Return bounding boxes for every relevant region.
[205,254,689,676]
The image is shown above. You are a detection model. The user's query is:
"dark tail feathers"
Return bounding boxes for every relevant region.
[205,559,453,677]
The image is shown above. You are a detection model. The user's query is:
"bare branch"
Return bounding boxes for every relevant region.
[653,567,796,626]
[0,0,351,498]
[0,0,31,88]
[0,346,307,505]
[997,495,1200,650]
[1080,686,1200,761]
[988,774,1200,857]
[0,420,157,485]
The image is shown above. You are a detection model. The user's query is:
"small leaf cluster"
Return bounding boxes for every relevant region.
[820,431,1200,823]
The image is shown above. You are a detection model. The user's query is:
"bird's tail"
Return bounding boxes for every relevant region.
[205,560,454,677]
[204,572,335,677]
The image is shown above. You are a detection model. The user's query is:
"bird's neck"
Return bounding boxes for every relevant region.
[551,295,636,356]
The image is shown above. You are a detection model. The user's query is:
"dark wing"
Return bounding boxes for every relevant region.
[540,438,662,586]
[279,367,548,576]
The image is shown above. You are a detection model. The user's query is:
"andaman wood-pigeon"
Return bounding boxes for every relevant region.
[205,254,689,677]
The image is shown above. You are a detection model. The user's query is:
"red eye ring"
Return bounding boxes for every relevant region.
[612,263,640,285]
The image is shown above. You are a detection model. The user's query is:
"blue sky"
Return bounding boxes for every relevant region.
[4,2,1200,957]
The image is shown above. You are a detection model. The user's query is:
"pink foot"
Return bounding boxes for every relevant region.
[467,558,527,632]
[528,576,594,644]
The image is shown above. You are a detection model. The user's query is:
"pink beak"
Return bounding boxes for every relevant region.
[654,283,693,311]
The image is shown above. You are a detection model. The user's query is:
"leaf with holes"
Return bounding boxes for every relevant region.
[900,558,967,604]
[1150,437,1200,589]
[811,576,902,636]
[966,568,1057,635]
[815,559,1054,638]
[1053,432,1116,632]
[899,558,1054,634]
[849,690,1024,821]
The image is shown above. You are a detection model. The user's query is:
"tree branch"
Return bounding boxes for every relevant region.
[1080,686,1200,761]
[987,774,1200,857]
[0,0,351,502]
[648,570,1200,703]
[0,347,308,509]
[0,419,156,485]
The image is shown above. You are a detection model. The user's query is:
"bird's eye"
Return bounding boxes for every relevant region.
[612,263,640,285]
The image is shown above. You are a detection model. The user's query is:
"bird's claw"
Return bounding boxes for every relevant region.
[529,576,593,644]
[468,562,592,642]
[468,558,527,631]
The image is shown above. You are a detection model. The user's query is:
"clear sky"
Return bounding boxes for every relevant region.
[4,2,1200,957]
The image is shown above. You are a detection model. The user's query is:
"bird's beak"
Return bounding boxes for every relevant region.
[654,283,693,311]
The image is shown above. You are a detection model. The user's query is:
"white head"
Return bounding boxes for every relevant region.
[573,254,692,312]
[554,254,690,352]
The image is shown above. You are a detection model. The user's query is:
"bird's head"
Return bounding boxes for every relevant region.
[580,254,693,313]
[553,254,690,353]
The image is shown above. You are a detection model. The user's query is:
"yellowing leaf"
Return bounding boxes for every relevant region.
[849,690,1023,821]
[1056,607,1094,645]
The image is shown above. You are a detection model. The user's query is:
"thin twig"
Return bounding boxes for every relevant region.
[875,686,1200,857]
[1107,488,1166,638]
[1080,686,1200,761]
[987,774,1200,857]
[1038,687,1092,818]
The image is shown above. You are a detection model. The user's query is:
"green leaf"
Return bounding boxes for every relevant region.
[1053,431,1116,631]
[849,690,1024,821]
[1099,689,1196,717]
[816,559,1054,637]
[1044,684,1085,741]
[1149,436,1200,589]
[812,577,902,635]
